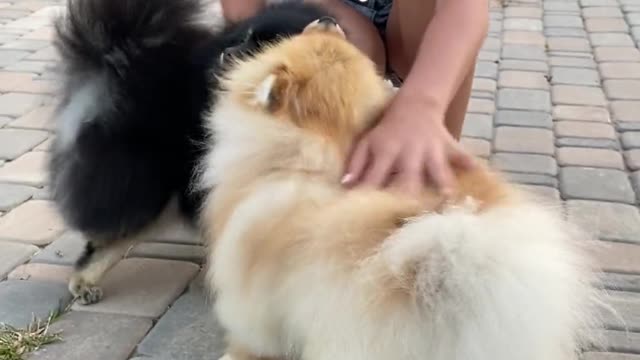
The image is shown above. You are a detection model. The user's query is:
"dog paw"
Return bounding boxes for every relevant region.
[69,276,103,305]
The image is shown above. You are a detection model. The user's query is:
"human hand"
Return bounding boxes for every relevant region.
[341,93,475,196]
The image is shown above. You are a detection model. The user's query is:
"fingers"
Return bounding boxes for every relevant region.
[342,140,370,186]
[425,148,456,197]
[449,143,476,171]
[390,155,424,196]
[359,147,397,188]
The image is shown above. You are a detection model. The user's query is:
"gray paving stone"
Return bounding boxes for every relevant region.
[591,330,640,353]
[0,128,48,160]
[0,183,34,210]
[555,121,616,139]
[566,200,640,242]
[0,49,29,67]
[0,93,45,119]
[550,67,600,86]
[544,15,585,28]
[4,60,51,74]
[462,113,493,139]
[0,241,38,279]
[0,280,72,328]
[494,127,554,155]
[501,45,546,60]
[30,232,85,266]
[475,61,498,79]
[499,59,549,72]
[557,147,624,169]
[601,291,640,332]
[129,242,206,264]
[560,167,635,204]
[27,311,152,360]
[491,153,558,176]
[504,18,543,31]
[557,135,620,149]
[602,272,640,293]
[625,149,640,170]
[545,27,588,38]
[8,263,73,284]
[72,258,199,318]
[590,33,635,46]
[494,110,552,128]
[582,353,640,360]
[633,170,640,192]
[604,79,640,100]
[497,88,551,111]
[0,116,10,127]
[545,1,580,12]
[504,172,559,187]
[553,105,610,122]
[549,56,597,69]
[137,287,225,360]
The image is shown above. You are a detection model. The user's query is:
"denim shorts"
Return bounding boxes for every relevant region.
[341,0,393,37]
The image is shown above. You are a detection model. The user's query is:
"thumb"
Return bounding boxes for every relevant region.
[342,140,370,187]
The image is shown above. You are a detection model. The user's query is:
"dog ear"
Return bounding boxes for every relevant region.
[253,64,292,111]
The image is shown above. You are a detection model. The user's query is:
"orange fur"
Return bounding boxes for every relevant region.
[199,20,601,360]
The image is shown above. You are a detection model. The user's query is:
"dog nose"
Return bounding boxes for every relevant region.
[317,16,338,27]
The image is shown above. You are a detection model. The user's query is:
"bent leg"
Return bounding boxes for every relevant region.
[385,0,478,140]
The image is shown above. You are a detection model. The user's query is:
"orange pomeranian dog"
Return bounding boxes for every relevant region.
[198,18,603,360]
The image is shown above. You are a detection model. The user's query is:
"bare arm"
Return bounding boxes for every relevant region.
[399,0,489,117]
[220,0,266,23]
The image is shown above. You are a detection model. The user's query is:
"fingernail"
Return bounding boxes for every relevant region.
[341,173,354,185]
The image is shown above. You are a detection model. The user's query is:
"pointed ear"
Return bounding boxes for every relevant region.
[253,65,291,111]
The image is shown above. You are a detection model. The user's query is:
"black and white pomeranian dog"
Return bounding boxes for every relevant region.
[49,0,331,304]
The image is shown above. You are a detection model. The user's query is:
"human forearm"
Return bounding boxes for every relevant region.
[399,0,489,117]
[221,0,266,23]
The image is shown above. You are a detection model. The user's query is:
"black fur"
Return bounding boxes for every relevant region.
[49,0,331,260]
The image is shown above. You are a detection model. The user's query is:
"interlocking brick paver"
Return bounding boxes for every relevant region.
[30,231,85,266]
[583,353,640,360]
[557,147,624,169]
[502,45,546,60]
[552,85,607,106]
[461,137,491,158]
[567,200,640,242]
[504,18,543,31]
[622,132,640,149]
[72,258,199,318]
[462,113,493,139]
[0,200,64,245]
[594,46,640,61]
[602,291,640,331]
[0,241,38,279]
[625,149,640,170]
[591,241,640,274]
[0,92,44,117]
[503,31,545,45]
[494,127,554,154]
[553,105,610,122]
[0,49,28,67]
[600,62,640,79]
[584,7,624,18]
[604,79,640,99]
[560,167,635,204]
[9,105,55,130]
[0,128,48,160]
[0,280,72,328]
[499,59,549,72]
[551,67,600,86]
[468,98,496,114]
[498,70,548,89]
[28,311,153,360]
[129,242,206,264]
[504,172,558,187]
[611,101,640,122]
[547,37,591,52]
[549,56,597,68]
[505,7,542,18]
[544,15,585,28]
[475,61,498,78]
[8,263,72,283]
[556,137,619,150]
[491,153,558,175]
[594,330,640,353]
[555,121,616,139]
[0,183,34,211]
[602,272,640,293]
[590,32,635,46]
[0,151,48,186]
[545,27,588,37]
[497,88,551,111]
[585,18,629,32]
[495,110,552,128]
[473,78,497,93]
[136,287,225,360]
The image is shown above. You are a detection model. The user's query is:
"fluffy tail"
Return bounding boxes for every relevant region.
[373,200,603,360]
